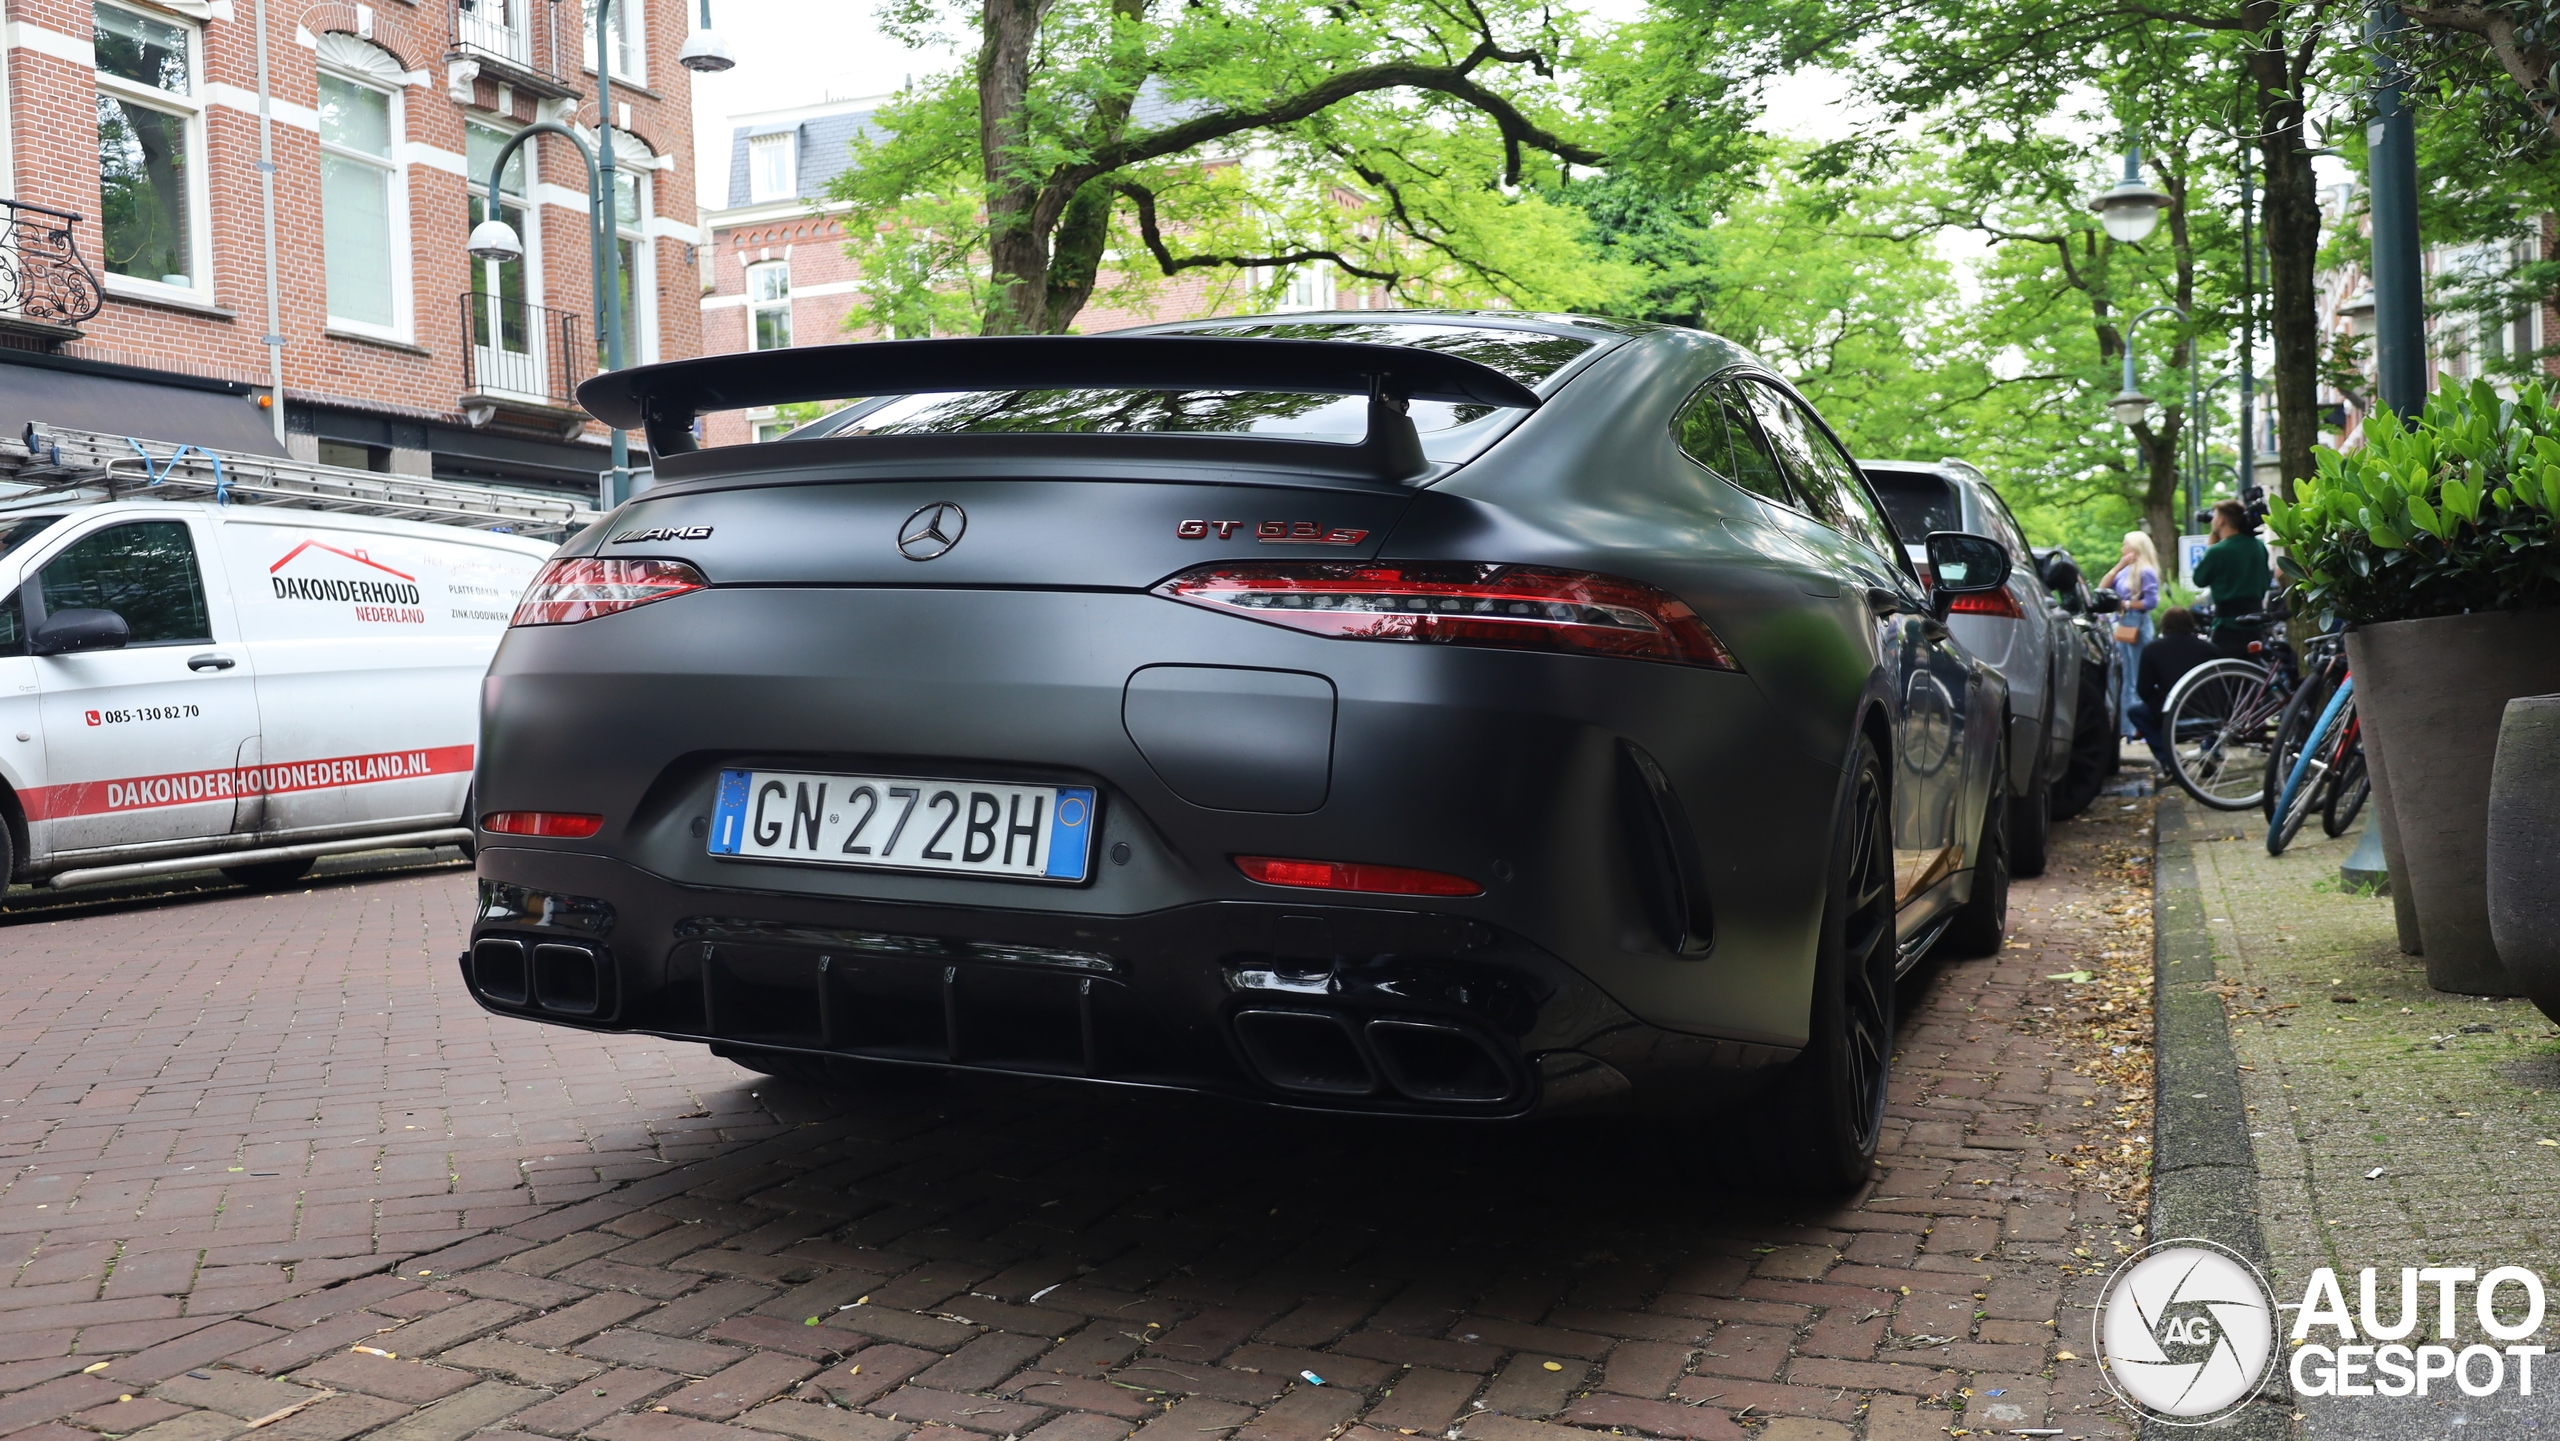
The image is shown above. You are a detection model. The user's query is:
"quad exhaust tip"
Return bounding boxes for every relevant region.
[470,937,610,1017]
[1231,1008,1515,1104]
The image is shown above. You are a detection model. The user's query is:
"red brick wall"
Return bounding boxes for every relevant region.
[8,0,700,440]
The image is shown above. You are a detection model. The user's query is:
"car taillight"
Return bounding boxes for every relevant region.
[1234,855,1483,897]
[511,558,707,626]
[1948,588,2023,618]
[1154,563,1738,671]
[481,811,604,838]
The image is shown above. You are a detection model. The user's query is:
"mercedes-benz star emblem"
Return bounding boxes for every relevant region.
[897,502,967,561]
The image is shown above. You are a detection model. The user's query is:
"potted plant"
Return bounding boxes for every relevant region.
[2266,377,2560,996]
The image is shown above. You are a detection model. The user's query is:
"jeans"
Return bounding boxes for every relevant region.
[2128,698,2173,771]
[2116,637,2146,737]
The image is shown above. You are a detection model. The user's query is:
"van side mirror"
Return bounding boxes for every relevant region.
[1924,532,2011,620]
[29,607,130,656]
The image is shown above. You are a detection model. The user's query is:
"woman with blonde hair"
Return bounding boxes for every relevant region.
[2099,530,2161,739]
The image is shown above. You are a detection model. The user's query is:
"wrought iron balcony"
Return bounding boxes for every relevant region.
[461,291,590,421]
[0,200,105,343]
[446,0,577,98]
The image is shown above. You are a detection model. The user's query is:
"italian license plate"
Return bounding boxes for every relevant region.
[708,769,1098,882]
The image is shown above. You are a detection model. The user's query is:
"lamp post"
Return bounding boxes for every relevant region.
[2106,304,2189,428]
[2087,140,2172,245]
[2367,3,2427,414]
[467,0,734,509]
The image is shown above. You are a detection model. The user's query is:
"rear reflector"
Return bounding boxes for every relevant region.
[1235,854,1483,897]
[511,558,708,626]
[1156,563,1738,671]
[481,811,604,838]
[1947,587,2024,618]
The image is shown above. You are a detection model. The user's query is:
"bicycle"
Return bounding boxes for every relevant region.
[2265,633,2348,821]
[2159,606,2300,811]
[2267,674,2361,856]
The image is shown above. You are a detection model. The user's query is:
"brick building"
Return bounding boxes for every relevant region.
[694,93,1377,447]
[0,0,705,499]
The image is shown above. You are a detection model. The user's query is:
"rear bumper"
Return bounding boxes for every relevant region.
[465,846,1798,1117]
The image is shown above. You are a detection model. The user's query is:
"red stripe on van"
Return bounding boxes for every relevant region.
[21,744,475,821]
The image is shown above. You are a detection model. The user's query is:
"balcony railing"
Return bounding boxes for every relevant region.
[446,0,576,95]
[461,292,589,413]
[0,200,105,335]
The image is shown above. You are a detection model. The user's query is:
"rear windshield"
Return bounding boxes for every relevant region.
[797,323,1598,445]
[1864,469,1961,546]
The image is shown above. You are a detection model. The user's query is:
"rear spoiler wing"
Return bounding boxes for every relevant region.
[573,336,1544,483]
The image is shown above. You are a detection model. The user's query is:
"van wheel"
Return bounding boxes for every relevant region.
[1758,735,1895,1194]
[223,857,315,889]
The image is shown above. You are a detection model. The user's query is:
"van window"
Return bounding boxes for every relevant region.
[0,515,61,562]
[0,591,22,657]
[1674,384,1794,505]
[40,521,211,645]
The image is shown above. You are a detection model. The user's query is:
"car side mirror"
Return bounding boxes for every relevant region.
[2087,590,2122,614]
[28,607,130,657]
[1924,532,2011,620]
[2039,552,2082,594]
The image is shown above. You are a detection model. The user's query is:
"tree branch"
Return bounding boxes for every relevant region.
[1113,179,1401,281]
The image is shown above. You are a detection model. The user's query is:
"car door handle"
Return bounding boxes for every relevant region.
[187,652,236,672]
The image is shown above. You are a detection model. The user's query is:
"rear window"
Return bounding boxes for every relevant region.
[1864,469,1961,546]
[800,323,1597,445]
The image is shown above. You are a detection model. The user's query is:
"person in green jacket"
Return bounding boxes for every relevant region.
[2190,499,2272,655]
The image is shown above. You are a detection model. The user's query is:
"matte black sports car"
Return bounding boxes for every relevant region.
[466,313,2014,1189]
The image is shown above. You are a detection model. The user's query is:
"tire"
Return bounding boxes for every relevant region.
[2051,662,2114,821]
[2323,750,2369,837]
[223,856,315,889]
[2009,783,2050,879]
[1758,735,1897,1194]
[1941,736,2010,959]
[2161,658,2283,811]
[2262,672,2329,821]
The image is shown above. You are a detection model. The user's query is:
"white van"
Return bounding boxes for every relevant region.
[0,499,554,889]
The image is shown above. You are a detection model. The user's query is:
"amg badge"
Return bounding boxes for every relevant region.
[613,525,713,543]
[1176,520,1370,546]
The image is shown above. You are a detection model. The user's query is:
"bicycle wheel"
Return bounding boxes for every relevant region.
[2163,658,2284,811]
[2269,685,2354,856]
[2322,745,2369,837]
[2263,669,2330,820]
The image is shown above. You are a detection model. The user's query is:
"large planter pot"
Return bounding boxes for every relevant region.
[2347,609,2560,995]
[2359,736,2422,954]
[2488,694,2560,1025]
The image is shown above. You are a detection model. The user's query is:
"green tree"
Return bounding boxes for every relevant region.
[835,0,1673,335]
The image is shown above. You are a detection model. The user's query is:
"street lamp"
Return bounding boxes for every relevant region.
[2108,304,2189,428]
[678,0,734,72]
[470,0,731,507]
[2088,142,2173,245]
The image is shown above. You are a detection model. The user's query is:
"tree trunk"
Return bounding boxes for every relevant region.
[979,0,1048,335]
[2140,410,2184,572]
[2247,22,2323,499]
[1043,180,1116,332]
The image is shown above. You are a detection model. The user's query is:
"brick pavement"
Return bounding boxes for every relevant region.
[2,802,2159,1441]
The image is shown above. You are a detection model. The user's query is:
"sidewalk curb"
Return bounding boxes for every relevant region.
[2144,795,2288,1441]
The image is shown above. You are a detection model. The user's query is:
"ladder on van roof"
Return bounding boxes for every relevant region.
[1,424,602,540]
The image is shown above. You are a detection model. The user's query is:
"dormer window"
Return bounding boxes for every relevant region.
[749,131,796,204]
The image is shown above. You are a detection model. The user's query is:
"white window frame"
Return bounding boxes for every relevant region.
[93,0,212,305]
[746,259,791,351]
[315,41,413,342]
[748,132,796,204]
[1278,262,1335,312]
[585,0,646,84]
[612,162,657,364]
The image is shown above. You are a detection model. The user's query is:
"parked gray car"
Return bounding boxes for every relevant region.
[1862,460,2097,876]
[466,315,2019,1191]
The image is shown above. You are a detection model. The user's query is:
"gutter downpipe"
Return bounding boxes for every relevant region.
[254,0,286,444]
